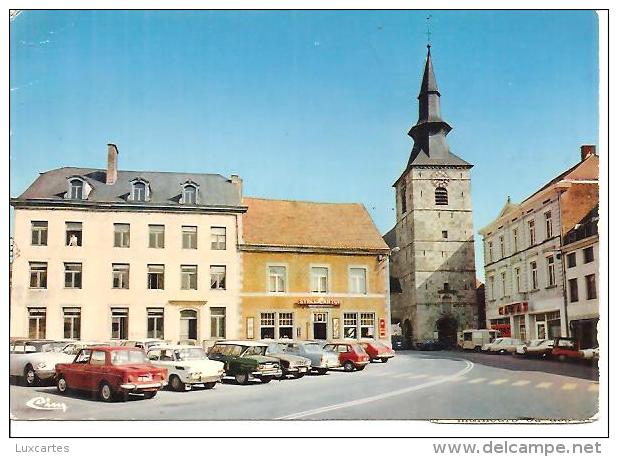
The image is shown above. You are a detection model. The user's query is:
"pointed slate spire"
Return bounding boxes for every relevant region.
[419,45,440,97]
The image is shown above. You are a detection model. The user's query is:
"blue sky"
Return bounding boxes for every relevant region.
[9,10,599,277]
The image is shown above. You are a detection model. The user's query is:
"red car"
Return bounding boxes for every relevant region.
[323,342,370,372]
[55,346,167,402]
[551,337,584,362]
[359,340,395,363]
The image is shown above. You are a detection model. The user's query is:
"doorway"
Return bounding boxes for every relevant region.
[536,322,547,339]
[436,315,458,348]
[180,309,198,340]
[313,312,327,340]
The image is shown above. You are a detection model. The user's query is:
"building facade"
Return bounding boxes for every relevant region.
[386,46,477,346]
[479,146,599,341]
[239,198,391,344]
[10,144,246,342]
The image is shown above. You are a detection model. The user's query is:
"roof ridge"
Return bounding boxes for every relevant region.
[244,196,362,206]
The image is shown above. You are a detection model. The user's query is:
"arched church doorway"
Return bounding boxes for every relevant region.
[436,315,458,348]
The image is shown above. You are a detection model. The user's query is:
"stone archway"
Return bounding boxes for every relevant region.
[436,315,458,348]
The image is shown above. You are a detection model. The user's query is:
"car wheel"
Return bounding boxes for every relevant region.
[343,361,355,372]
[473,346,481,353]
[203,382,217,389]
[235,372,249,385]
[260,376,273,384]
[356,365,366,371]
[98,382,113,402]
[381,357,389,363]
[498,349,507,355]
[170,375,185,392]
[56,376,68,394]
[23,365,38,387]
[316,368,328,375]
[292,373,305,379]
[143,391,157,400]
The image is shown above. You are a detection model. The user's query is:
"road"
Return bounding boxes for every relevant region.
[10,350,599,421]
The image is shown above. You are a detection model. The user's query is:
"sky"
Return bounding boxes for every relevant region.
[9,10,599,277]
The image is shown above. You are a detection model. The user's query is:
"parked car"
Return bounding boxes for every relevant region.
[551,337,584,361]
[147,345,225,391]
[10,340,74,386]
[514,339,554,358]
[459,329,500,351]
[581,347,599,360]
[277,340,341,374]
[391,335,410,351]
[55,346,167,402]
[415,339,444,351]
[176,339,197,346]
[322,341,370,372]
[359,340,395,362]
[121,339,170,351]
[207,340,282,385]
[481,337,523,354]
[61,341,109,356]
[263,342,312,379]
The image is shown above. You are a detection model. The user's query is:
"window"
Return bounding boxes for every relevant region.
[512,228,518,253]
[530,261,538,289]
[583,247,594,264]
[210,265,226,290]
[260,312,276,339]
[360,313,375,338]
[65,222,82,246]
[114,223,130,248]
[63,307,81,339]
[567,252,577,268]
[488,276,494,300]
[585,274,597,300]
[31,221,48,246]
[64,263,82,289]
[544,211,553,239]
[278,312,294,339]
[400,182,407,213]
[181,265,198,290]
[149,225,165,248]
[268,266,286,293]
[488,241,494,263]
[182,184,197,204]
[349,268,367,294]
[211,227,226,250]
[442,230,448,239]
[499,236,505,259]
[343,313,358,338]
[500,271,507,297]
[147,308,164,339]
[147,264,165,289]
[132,181,147,201]
[546,256,556,287]
[28,308,46,339]
[69,179,84,200]
[528,220,536,246]
[182,226,197,249]
[111,308,129,340]
[514,267,521,293]
[210,307,226,339]
[91,350,106,365]
[112,264,130,289]
[443,282,450,291]
[569,279,579,303]
[435,187,448,205]
[29,262,47,288]
[311,267,329,293]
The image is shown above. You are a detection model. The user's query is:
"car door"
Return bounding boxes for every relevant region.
[83,350,109,391]
[66,349,92,390]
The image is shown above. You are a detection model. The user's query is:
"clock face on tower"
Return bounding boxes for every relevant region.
[431,171,450,187]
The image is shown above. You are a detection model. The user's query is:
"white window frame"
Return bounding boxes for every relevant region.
[211,227,226,250]
[210,307,226,339]
[267,264,287,293]
[63,307,81,339]
[31,221,48,246]
[343,312,358,339]
[181,265,198,290]
[149,224,165,249]
[29,262,48,289]
[348,266,368,295]
[278,312,294,339]
[546,255,556,287]
[112,263,130,289]
[130,178,150,202]
[28,307,47,339]
[114,223,130,248]
[544,211,553,239]
[512,228,518,253]
[360,312,376,338]
[528,219,536,246]
[210,265,226,290]
[147,308,164,339]
[111,308,129,340]
[64,262,82,289]
[530,261,538,290]
[182,226,198,249]
[260,312,276,339]
[181,182,199,205]
[147,264,165,290]
[310,265,330,294]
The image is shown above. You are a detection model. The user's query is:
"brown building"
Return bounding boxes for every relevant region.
[239,197,391,343]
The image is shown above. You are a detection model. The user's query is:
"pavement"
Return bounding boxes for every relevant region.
[9,350,599,421]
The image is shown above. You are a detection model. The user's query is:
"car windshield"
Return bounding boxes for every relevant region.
[529,340,544,347]
[265,344,281,355]
[303,343,323,353]
[111,350,149,365]
[243,345,267,356]
[175,348,207,361]
[25,342,66,353]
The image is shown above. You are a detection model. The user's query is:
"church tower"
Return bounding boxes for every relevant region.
[388,45,477,346]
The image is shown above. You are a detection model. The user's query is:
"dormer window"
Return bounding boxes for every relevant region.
[66,176,91,200]
[181,182,198,205]
[130,178,150,202]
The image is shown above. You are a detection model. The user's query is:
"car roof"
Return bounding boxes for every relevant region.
[213,340,268,347]
[86,346,142,351]
[147,344,203,351]
[324,341,358,345]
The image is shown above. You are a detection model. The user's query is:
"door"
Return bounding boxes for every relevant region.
[180,310,198,340]
[537,322,547,339]
[313,313,327,340]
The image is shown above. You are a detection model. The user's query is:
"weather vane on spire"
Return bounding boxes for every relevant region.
[426,14,432,48]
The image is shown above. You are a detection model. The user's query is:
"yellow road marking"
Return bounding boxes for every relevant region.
[536,382,552,389]
[588,384,599,392]
[512,380,531,387]
[468,378,487,384]
[561,383,578,391]
[489,379,508,385]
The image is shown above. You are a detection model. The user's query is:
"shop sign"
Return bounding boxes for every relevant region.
[379,318,387,338]
[499,302,528,316]
[296,298,341,307]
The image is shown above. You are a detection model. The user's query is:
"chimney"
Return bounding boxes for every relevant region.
[580,144,596,162]
[230,174,243,200]
[106,143,119,185]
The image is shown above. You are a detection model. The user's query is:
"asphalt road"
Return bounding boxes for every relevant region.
[10,350,599,421]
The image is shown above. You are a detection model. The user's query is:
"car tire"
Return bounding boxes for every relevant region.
[260,376,273,384]
[316,368,328,375]
[170,375,185,392]
[499,349,507,355]
[23,365,38,387]
[356,365,366,371]
[98,382,113,402]
[203,382,217,389]
[292,373,305,379]
[143,391,157,400]
[235,372,249,385]
[473,346,481,353]
[380,357,389,363]
[56,375,68,394]
[343,361,355,372]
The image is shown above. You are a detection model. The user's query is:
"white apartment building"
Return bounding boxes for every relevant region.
[10,144,246,342]
[479,146,598,341]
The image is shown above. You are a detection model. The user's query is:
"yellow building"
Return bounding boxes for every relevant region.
[239,198,391,343]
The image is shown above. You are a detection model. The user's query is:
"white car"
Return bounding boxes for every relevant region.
[481,337,523,354]
[147,345,225,391]
[580,347,599,360]
[515,339,554,358]
[121,339,171,350]
[10,340,74,386]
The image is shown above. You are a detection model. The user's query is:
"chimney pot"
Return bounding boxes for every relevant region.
[580,144,596,161]
[230,174,243,200]
[106,143,119,185]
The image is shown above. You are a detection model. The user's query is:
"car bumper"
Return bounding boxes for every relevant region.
[251,369,282,377]
[34,369,57,380]
[284,366,310,374]
[354,360,370,367]
[120,381,167,391]
[186,374,224,384]
[376,353,395,359]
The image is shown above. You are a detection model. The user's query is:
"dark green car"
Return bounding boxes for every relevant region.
[208,341,282,385]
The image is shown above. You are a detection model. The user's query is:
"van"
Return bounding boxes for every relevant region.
[459,329,500,351]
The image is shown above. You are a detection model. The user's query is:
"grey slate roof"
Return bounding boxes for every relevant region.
[14,167,243,208]
[407,147,472,168]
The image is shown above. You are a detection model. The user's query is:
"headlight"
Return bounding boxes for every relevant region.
[36,362,47,369]
[189,372,200,379]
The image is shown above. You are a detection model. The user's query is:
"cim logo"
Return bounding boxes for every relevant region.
[26,396,67,413]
